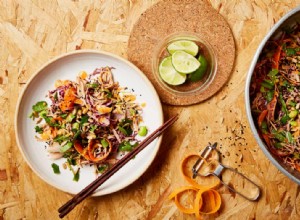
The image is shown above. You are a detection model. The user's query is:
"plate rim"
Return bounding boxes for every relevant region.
[14,49,164,196]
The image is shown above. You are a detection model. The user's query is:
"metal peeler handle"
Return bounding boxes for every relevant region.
[212,163,261,201]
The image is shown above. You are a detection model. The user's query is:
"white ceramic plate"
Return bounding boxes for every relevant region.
[15,50,163,196]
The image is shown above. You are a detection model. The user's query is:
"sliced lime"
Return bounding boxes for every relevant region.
[167,40,199,56]
[190,55,208,82]
[159,56,186,85]
[171,51,200,74]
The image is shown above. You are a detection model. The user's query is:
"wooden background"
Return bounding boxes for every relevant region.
[1,0,300,219]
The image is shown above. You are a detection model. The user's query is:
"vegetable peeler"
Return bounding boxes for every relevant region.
[192,142,261,201]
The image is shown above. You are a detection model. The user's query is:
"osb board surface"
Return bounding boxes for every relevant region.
[128,0,235,105]
[1,0,300,219]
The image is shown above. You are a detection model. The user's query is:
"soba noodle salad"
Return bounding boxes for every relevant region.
[251,24,300,171]
[30,67,148,181]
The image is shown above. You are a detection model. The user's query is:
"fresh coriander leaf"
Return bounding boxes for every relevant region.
[67,158,77,166]
[39,110,47,117]
[35,126,43,133]
[42,115,60,127]
[80,115,89,125]
[32,101,48,112]
[51,163,60,174]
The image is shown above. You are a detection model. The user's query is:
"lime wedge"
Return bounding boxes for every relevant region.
[159,56,186,85]
[167,40,199,56]
[171,51,200,74]
[190,55,208,82]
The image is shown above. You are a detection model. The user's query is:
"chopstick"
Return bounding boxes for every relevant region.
[58,114,179,218]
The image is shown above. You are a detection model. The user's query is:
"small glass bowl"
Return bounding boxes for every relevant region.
[152,33,217,96]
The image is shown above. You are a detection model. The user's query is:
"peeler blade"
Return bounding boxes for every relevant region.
[192,142,217,178]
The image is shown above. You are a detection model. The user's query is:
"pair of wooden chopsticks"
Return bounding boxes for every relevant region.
[58,114,179,218]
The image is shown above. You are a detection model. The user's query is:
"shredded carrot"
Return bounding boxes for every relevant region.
[272,45,282,69]
[195,189,221,218]
[53,116,63,121]
[87,139,112,162]
[59,87,77,112]
[168,186,198,214]
[79,71,88,79]
[50,127,58,138]
[169,154,222,219]
[74,140,91,161]
[262,133,271,148]
[74,98,84,105]
[258,109,268,127]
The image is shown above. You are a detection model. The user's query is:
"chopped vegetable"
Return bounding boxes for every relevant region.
[101,139,109,148]
[60,142,73,153]
[289,110,298,118]
[54,135,69,144]
[118,119,133,135]
[32,101,48,112]
[80,115,89,125]
[51,163,60,174]
[119,141,133,152]
[138,126,148,136]
[67,158,77,166]
[97,164,109,173]
[35,126,43,133]
[73,168,80,182]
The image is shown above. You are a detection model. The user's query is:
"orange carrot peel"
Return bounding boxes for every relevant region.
[169,154,222,219]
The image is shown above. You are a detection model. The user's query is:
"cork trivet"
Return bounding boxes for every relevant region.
[127,0,235,105]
